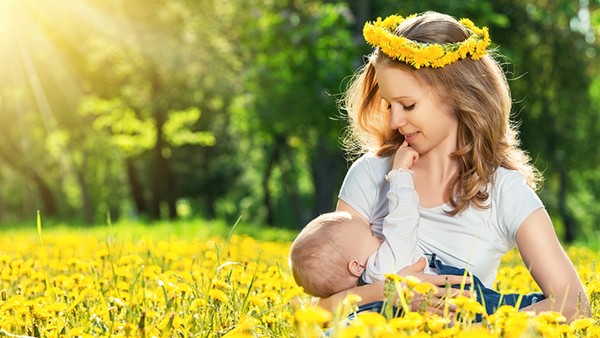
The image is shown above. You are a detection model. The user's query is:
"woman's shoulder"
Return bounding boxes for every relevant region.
[493,167,529,185]
[349,152,392,175]
[491,167,538,198]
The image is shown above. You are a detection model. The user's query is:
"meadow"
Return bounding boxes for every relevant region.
[0,216,598,337]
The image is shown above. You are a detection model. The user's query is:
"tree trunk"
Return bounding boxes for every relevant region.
[310,137,346,223]
[0,145,59,218]
[126,158,147,216]
[262,135,284,226]
[558,164,576,243]
[150,111,165,220]
[74,165,94,224]
[165,156,177,220]
[30,171,59,217]
[148,67,178,220]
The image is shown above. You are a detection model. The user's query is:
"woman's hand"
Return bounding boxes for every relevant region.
[396,258,472,314]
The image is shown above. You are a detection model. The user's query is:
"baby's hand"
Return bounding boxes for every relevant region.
[392,141,419,169]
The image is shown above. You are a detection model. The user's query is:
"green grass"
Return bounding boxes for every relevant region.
[0,216,298,243]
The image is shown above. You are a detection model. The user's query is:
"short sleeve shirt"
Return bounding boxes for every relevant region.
[338,153,544,287]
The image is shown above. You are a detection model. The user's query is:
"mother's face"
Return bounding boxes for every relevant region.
[375,63,458,157]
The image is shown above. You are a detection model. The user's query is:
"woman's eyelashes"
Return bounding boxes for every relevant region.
[404,103,415,111]
[387,103,416,111]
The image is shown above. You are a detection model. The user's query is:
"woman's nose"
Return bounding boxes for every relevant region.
[389,109,408,130]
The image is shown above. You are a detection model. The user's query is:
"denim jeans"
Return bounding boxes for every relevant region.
[426,254,544,316]
[325,254,544,335]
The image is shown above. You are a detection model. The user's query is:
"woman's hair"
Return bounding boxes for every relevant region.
[340,11,541,215]
[288,212,358,298]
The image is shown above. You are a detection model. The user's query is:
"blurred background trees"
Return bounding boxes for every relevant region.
[0,0,599,242]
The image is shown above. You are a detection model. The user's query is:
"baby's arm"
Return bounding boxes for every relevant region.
[363,143,420,282]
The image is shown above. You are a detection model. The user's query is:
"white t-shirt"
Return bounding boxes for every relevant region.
[339,152,544,287]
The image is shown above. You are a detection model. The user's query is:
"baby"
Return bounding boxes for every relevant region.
[289,142,423,298]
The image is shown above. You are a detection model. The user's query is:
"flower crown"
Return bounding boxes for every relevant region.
[363,14,491,69]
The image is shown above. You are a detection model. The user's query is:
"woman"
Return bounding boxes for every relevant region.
[322,11,590,321]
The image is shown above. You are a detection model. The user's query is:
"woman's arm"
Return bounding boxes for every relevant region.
[516,208,591,321]
[316,281,386,311]
[316,257,470,313]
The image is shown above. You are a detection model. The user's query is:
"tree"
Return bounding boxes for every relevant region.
[491,0,600,242]
[227,1,357,227]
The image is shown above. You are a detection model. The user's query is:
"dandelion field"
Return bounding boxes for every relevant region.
[0,218,598,337]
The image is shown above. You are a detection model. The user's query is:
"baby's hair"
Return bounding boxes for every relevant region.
[289,212,358,298]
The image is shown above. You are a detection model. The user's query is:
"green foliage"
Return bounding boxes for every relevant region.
[80,96,156,156]
[0,0,598,241]
[163,108,215,147]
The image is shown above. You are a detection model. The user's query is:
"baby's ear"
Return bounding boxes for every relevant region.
[348,260,365,278]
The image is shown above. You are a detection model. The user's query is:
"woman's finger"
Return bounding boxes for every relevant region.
[397,258,426,275]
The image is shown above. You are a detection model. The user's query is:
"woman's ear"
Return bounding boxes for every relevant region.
[348,260,365,278]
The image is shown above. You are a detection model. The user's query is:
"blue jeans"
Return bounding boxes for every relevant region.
[327,255,544,335]
[427,255,544,316]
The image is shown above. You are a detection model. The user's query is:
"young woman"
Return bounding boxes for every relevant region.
[322,11,590,321]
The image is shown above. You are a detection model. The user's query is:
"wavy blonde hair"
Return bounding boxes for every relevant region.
[340,11,541,215]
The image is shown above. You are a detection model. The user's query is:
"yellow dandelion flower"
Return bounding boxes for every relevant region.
[536,311,566,324]
[426,316,451,332]
[461,299,485,315]
[355,311,387,327]
[212,280,232,290]
[456,327,495,338]
[261,313,277,325]
[414,282,438,295]
[570,317,595,330]
[388,312,425,330]
[384,273,404,283]
[587,325,600,337]
[503,313,532,338]
[209,288,228,303]
[190,298,207,310]
[222,333,253,338]
[294,306,332,324]
[404,275,422,288]
[363,13,491,69]
[432,326,459,338]
[555,323,574,336]
[342,293,362,306]
[337,325,368,338]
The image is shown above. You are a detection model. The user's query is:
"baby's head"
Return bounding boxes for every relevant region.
[289,211,381,298]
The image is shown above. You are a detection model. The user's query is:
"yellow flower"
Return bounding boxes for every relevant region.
[404,276,422,288]
[363,13,491,69]
[337,325,368,338]
[570,317,595,330]
[432,326,459,337]
[536,311,566,324]
[342,293,362,306]
[384,273,404,283]
[355,311,387,327]
[212,280,232,290]
[414,282,438,295]
[446,295,485,320]
[294,306,332,324]
[456,327,496,338]
[503,312,532,338]
[209,288,228,303]
[426,316,451,332]
[388,312,425,330]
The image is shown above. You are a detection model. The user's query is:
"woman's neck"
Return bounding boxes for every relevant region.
[412,149,459,208]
